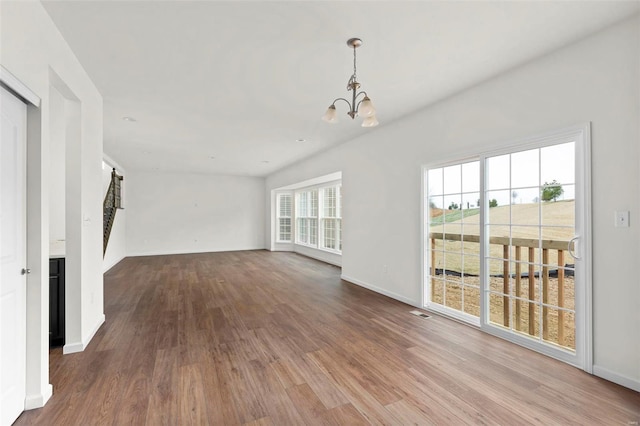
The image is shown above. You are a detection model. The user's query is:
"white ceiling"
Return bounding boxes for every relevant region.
[41,1,639,177]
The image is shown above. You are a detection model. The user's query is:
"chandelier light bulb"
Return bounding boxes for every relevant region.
[322,105,338,123]
[361,115,379,128]
[358,96,375,117]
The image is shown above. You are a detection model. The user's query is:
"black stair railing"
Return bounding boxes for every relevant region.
[103,168,123,256]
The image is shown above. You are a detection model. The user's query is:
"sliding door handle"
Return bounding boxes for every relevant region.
[568,236,581,260]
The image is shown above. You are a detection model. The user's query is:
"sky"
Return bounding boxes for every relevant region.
[427,142,575,209]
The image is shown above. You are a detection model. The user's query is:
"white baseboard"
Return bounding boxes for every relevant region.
[103,254,125,273]
[593,365,640,392]
[63,315,105,354]
[127,246,266,257]
[24,383,52,410]
[340,274,420,308]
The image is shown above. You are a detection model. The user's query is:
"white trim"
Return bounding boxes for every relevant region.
[24,384,52,410]
[63,315,105,354]
[127,246,266,258]
[295,245,341,267]
[592,365,640,393]
[341,274,420,308]
[0,65,41,107]
[425,302,481,327]
[103,254,126,273]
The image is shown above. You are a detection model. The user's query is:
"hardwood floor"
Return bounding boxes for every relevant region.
[16,250,640,425]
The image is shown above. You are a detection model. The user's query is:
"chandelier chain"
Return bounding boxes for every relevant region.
[353,46,357,81]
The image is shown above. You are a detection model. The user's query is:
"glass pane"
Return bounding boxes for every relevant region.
[462,254,481,278]
[559,310,575,350]
[541,181,571,204]
[323,187,336,217]
[511,148,539,189]
[510,187,540,226]
[487,154,510,190]
[462,223,480,241]
[462,161,480,193]
[442,216,462,236]
[445,282,462,310]
[549,267,575,311]
[486,190,510,224]
[309,219,318,245]
[443,253,463,277]
[429,196,445,219]
[443,164,461,194]
[428,168,444,196]
[542,307,575,349]
[541,142,575,185]
[541,186,574,226]
[463,285,480,317]
[489,292,509,328]
[432,249,445,274]
[487,224,510,255]
[431,278,445,304]
[514,300,538,337]
[443,194,462,217]
[517,263,540,303]
[487,258,509,293]
[461,192,481,222]
[310,190,318,216]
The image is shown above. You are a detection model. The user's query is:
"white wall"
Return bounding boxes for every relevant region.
[48,87,65,242]
[127,172,265,256]
[0,1,105,407]
[266,16,640,390]
[102,156,127,272]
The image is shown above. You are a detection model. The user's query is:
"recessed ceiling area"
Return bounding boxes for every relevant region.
[41,1,640,177]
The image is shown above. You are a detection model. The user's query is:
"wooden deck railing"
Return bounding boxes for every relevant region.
[429,232,573,346]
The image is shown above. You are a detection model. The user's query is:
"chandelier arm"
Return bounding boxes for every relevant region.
[331,97,353,110]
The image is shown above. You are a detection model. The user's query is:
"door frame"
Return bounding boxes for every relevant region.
[0,66,52,410]
[421,123,592,372]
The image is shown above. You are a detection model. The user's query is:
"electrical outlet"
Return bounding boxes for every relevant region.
[615,211,630,228]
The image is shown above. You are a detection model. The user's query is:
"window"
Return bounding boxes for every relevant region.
[427,161,481,319]
[276,193,292,242]
[293,183,342,253]
[296,190,318,245]
[320,186,341,251]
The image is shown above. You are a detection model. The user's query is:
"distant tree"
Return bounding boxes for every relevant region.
[532,196,540,203]
[489,199,498,208]
[542,180,564,202]
[511,191,518,205]
[429,200,436,209]
[448,202,459,210]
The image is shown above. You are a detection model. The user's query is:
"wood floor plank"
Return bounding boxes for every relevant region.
[14,250,640,425]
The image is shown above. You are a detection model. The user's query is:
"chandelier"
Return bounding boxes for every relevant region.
[322,38,379,127]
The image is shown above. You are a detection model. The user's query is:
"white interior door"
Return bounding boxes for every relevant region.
[0,85,27,425]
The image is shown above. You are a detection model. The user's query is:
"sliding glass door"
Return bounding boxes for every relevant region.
[424,125,591,369]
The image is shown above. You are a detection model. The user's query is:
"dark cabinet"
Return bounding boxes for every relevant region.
[49,258,65,347]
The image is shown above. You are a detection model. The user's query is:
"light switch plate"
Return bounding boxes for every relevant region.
[615,211,630,228]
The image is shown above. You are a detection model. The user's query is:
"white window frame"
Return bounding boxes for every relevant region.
[319,185,342,253]
[294,182,342,255]
[275,192,293,243]
[295,190,317,246]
